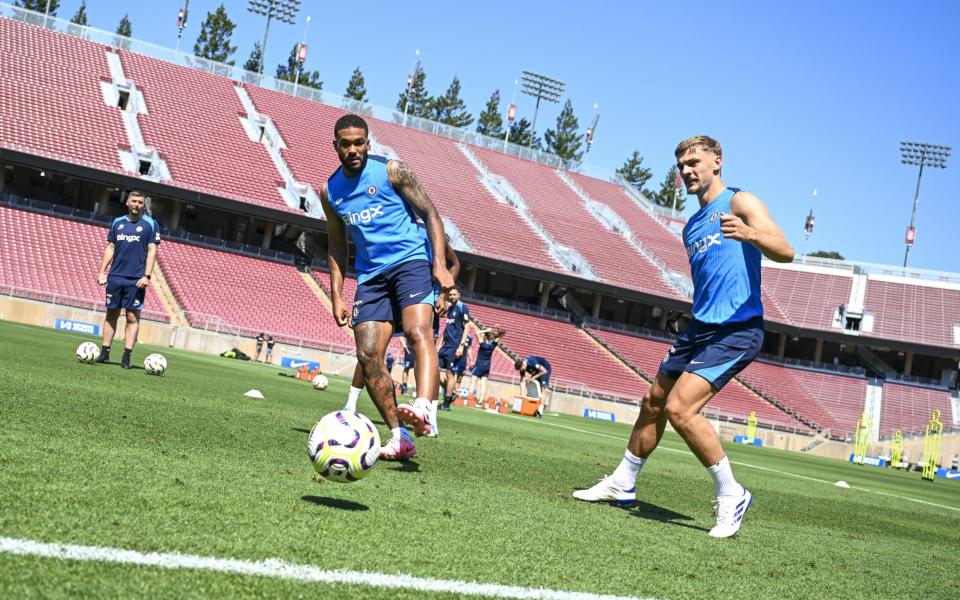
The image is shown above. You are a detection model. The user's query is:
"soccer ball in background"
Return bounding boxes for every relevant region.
[307,411,380,483]
[144,353,167,375]
[312,374,329,390]
[76,342,100,363]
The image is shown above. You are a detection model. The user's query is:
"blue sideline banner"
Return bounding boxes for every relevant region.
[54,318,100,336]
[935,468,960,481]
[733,435,763,446]
[848,454,887,468]
[582,408,615,422]
[280,356,320,371]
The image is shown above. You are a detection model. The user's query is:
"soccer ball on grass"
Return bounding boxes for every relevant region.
[76,342,100,363]
[307,411,380,482]
[144,353,167,375]
[312,374,329,390]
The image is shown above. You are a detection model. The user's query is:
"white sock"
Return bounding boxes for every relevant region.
[344,386,362,412]
[707,456,740,497]
[390,427,403,441]
[611,449,645,490]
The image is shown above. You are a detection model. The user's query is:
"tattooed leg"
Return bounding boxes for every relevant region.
[354,320,398,428]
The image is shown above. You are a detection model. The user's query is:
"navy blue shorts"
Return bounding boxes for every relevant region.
[105,276,145,312]
[353,260,437,331]
[658,317,764,391]
[471,360,491,378]
[438,345,458,371]
[451,352,469,375]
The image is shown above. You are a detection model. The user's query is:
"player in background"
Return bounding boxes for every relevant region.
[95,190,159,368]
[265,336,275,364]
[254,332,266,362]
[439,332,473,410]
[437,288,471,411]
[468,326,505,406]
[514,355,552,417]
[343,244,458,420]
[385,351,396,379]
[573,136,794,538]
[322,114,454,461]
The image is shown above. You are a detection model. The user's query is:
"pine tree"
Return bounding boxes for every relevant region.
[508,117,541,150]
[616,151,653,195]
[396,68,431,119]
[14,0,58,15]
[242,42,263,73]
[275,43,322,90]
[345,67,368,102]
[809,250,845,260]
[193,3,237,66]
[70,1,87,25]
[543,99,583,161]
[430,76,473,128]
[114,13,132,49]
[115,13,132,37]
[476,90,504,138]
[653,165,685,211]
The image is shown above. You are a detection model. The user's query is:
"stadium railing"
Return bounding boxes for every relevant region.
[0,283,170,324]
[0,191,297,265]
[178,310,354,355]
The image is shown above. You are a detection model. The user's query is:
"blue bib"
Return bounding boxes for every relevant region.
[683,188,763,324]
[327,156,430,283]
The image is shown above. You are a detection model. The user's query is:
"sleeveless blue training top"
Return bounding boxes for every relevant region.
[327,156,430,283]
[682,187,763,325]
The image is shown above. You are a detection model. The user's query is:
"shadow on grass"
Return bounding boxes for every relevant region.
[301,495,369,511]
[616,500,710,532]
[387,459,420,473]
[292,427,312,434]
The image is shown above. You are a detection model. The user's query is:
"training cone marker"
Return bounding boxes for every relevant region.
[834,481,850,488]
[244,389,265,399]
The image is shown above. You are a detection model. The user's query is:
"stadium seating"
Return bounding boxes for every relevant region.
[465,301,650,399]
[761,266,851,331]
[472,148,682,298]
[738,360,867,436]
[864,278,960,348]
[0,18,127,174]
[118,51,296,214]
[879,382,954,437]
[244,86,346,198]
[368,121,564,271]
[0,205,168,322]
[587,326,809,430]
[156,242,351,350]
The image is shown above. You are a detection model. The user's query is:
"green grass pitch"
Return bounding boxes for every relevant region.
[0,320,957,599]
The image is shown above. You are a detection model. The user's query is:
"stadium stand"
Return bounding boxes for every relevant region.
[0,19,127,174]
[243,85,346,199]
[157,242,351,350]
[587,326,809,430]
[879,382,955,437]
[472,147,682,298]
[0,205,169,322]
[761,265,852,331]
[118,51,296,214]
[738,360,867,437]
[465,301,650,399]
[369,121,564,271]
[864,278,960,348]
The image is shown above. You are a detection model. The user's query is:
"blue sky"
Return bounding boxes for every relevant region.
[51,1,960,272]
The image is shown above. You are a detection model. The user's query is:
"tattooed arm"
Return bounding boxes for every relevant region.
[387,160,454,295]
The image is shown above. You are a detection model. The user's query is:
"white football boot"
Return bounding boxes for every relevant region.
[572,475,636,504]
[709,486,753,538]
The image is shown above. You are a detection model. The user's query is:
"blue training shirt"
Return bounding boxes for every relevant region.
[441,301,470,349]
[327,156,431,283]
[107,214,160,279]
[525,356,551,374]
[683,187,763,325]
[476,340,497,363]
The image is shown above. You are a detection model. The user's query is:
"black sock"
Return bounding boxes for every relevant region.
[122,348,132,362]
[101,345,111,356]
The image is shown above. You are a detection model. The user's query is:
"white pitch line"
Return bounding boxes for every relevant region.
[502,414,960,513]
[0,537,655,600]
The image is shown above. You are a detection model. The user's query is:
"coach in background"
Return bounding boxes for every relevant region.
[96,190,160,369]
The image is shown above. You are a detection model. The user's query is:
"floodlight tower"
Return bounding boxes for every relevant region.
[899,141,951,268]
[248,0,301,78]
[520,70,565,143]
[402,49,422,124]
